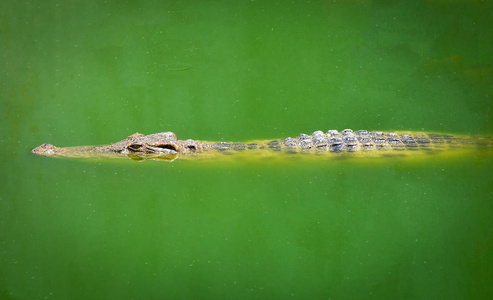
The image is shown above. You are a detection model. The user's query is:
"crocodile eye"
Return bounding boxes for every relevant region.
[151,143,179,153]
[157,144,178,151]
[128,144,143,152]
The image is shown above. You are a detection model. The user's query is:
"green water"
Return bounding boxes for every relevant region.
[1,0,492,299]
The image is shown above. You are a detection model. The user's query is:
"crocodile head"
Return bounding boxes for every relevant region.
[119,132,180,156]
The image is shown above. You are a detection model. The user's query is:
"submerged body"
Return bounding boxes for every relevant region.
[31,129,492,161]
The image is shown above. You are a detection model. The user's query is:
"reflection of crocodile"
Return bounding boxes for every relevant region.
[31,129,492,161]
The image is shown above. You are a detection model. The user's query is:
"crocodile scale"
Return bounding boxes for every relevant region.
[210,130,479,152]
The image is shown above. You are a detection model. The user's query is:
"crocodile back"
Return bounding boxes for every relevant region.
[210,130,492,154]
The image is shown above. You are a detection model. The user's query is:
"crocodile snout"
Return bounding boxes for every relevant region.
[31,143,65,156]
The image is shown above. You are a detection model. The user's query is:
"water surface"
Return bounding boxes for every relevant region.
[1,0,492,299]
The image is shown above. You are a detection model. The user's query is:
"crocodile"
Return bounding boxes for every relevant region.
[31,129,492,161]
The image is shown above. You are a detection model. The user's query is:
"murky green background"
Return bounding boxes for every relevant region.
[1,0,492,299]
